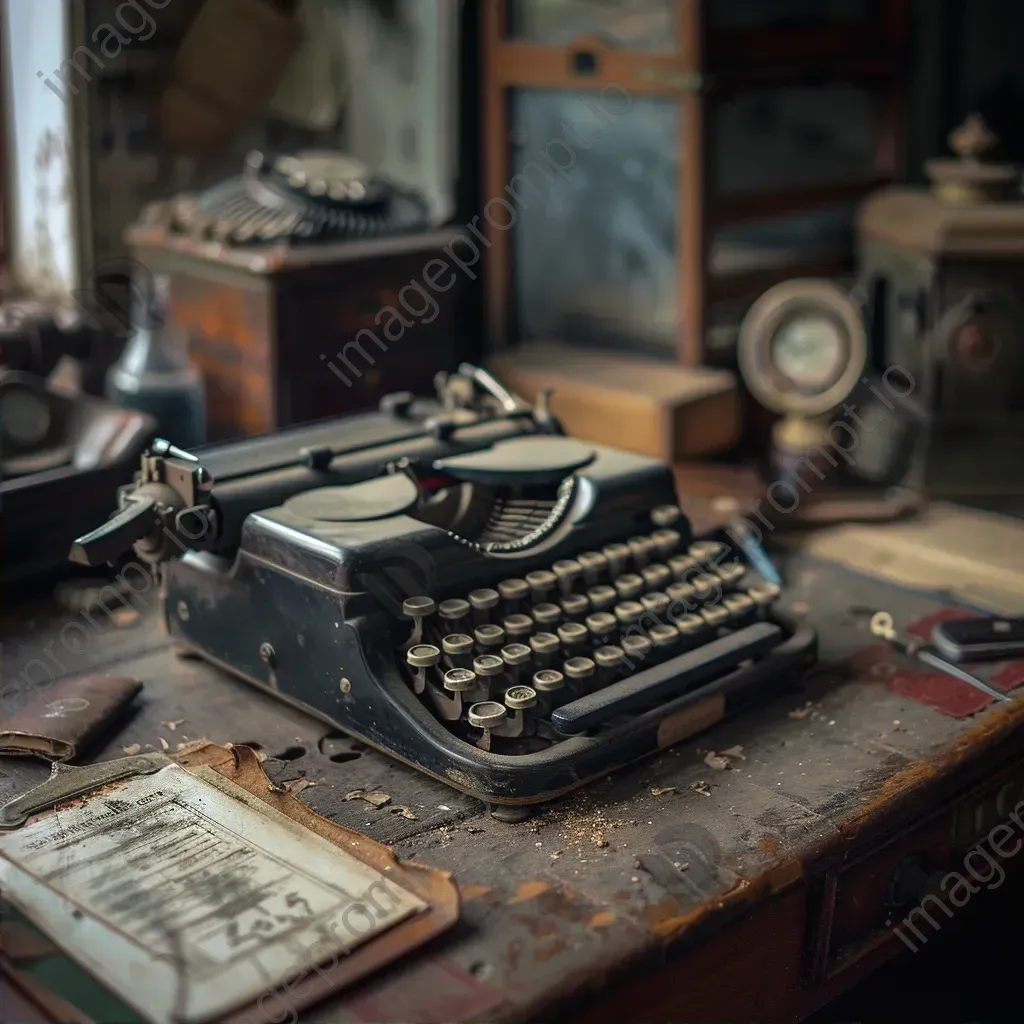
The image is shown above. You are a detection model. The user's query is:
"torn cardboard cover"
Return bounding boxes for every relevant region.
[0,743,460,1024]
[0,674,142,761]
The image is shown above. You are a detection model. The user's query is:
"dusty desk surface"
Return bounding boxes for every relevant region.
[4,553,1024,1024]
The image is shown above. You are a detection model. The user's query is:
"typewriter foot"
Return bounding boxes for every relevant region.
[489,804,533,823]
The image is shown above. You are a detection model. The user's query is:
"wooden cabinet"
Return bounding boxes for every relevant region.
[482,0,910,365]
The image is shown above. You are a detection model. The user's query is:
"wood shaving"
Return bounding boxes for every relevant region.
[704,752,730,771]
[176,738,212,756]
[121,743,141,756]
[161,720,184,731]
[650,786,677,797]
[691,780,712,797]
[159,737,170,751]
[788,705,814,720]
[282,778,317,796]
[720,745,745,759]
[390,805,417,820]
[344,789,391,809]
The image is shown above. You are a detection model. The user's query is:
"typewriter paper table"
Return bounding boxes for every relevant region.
[4,552,1024,1023]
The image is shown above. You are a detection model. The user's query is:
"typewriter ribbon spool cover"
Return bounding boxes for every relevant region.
[0,743,459,1024]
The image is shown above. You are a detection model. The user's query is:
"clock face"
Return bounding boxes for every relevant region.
[771,314,846,393]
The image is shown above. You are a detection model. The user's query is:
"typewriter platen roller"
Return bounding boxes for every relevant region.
[118,377,818,806]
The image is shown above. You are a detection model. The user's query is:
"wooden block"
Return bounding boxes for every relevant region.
[487,342,740,461]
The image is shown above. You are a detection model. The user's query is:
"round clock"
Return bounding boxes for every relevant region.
[738,279,868,417]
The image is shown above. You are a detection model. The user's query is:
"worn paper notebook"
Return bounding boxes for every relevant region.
[0,744,459,1024]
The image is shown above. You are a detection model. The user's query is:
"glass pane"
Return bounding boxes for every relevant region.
[715,86,878,194]
[507,0,676,52]
[710,0,878,32]
[710,206,856,278]
[508,89,678,353]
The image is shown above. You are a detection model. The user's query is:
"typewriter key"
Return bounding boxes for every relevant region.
[532,602,562,628]
[669,555,699,581]
[689,541,728,567]
[642,564,672,591]
[552,559,582,596]
[578,551,608,586]
[557,621,588,656]
[701,605,730,630]
[498,578,529,614]
[469,588,500,625]
[501,643,532,687]
[723,593,756,627]
[442,633,474,668]
[627,535,656,568]
[716,562,746,590]
[666,581,698,612]
[651,529,682,558]
[503,613,534,639]
[439,598,471,631]
[651,504,681,528]
[587,585,617,612]
[467,700,507,750]
[563,656,596,698]
[603,543,631,579]
[691,574,720,602]
[526,569,558,604]
[649,623,680,658]
[620,634,653,667]
[585,611,617,642]
[560,593,589,619]
[505,685,538,710]
[614,573,645,601]
[675,614,709,648]
[594,645,625,685]
[615,601,645,627]
[406,644,440,694]
[641,591,670,617]
[444,667,477,692]
[748,581,781,616]
[529,631,560,669]
[402,596,436,646]
[532,669,564,692]
[474,624,505,653]
[473,653,505,678]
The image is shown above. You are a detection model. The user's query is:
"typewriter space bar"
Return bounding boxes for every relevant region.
[551,622,784,735]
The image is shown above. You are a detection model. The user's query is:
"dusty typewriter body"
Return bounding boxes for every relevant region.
[72,366,815,805]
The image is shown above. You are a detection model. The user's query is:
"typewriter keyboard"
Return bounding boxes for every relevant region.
[397,505,786,752]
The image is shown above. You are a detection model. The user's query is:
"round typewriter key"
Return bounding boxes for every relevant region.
[723,593,756,627]
[669,555,699,580]
[585,611,617,641]
[641,591,670,617]
[621,634,653,666]
[689,540,728,566]
[444,668,477,692]
[560,593,589,619]
[587,584,617,612]
[442,633,474,667]
[469,588,500,623]
[530,631,560,668]
[474,624,505,651]
[503,613,534,639]
[439,598,471,628]
[651,528,681,558]
[666,581,698,611]
[552,559,582,595]
[563,656,596,697]
[467,701,507,729]
[505,685,538,710]
[651,504,681,528]
[748,580,781,616]
[532,669,564,692]
[558,621,588,655]
[615,600,645,627]
[642,563,672,591]
[578,551,608,585]
[526,569,557,603]
[627,535,656,568]
[406,644,441,668]
[701,605,730,630]
[501,643,532,666]
[614,573,645,601]
[675,614,709,647]
[532,602,562,628]
[603,542,631,578]
[691,574,720,602]
[498,578,529,611]
[649,623,680,652]
[594,645,625,685]
[403,596,436,619]
[473,654,505,678]
[716,562,746,589]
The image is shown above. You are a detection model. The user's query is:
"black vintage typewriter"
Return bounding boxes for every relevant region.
[71,366,815,806]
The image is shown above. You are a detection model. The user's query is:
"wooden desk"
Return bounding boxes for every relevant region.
[3,553,1024,1023]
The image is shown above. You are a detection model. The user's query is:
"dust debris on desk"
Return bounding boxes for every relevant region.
[650,786,677,796]
[691,780,713,797]
[345,788,392,808]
